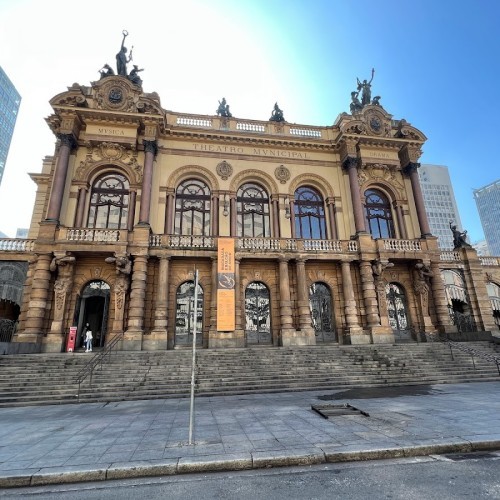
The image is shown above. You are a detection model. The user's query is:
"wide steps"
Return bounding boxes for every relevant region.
[0,341,499,407]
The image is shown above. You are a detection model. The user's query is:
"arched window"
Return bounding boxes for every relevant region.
[174,179,211,235]
[294,186,327,239]
[88,173,129,229]
[245,282,271,344]
[365,189,395,239]
[486,282,500,328]
[385,283,410,339]
[441,270,476,332]
[237,183,270,237]
[175,281,203,346]
[309,282,336,342]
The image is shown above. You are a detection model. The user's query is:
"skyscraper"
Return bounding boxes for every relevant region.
[474,180,500,256]
[0,67,21,186]
[418,164,463,250]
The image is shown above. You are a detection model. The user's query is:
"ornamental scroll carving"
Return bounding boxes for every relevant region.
[274,165,291,184]
[216,161,233,180]
[74,142,142,183]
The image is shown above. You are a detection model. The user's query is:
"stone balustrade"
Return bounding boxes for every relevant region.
[0,238,35,252]
[66,228,121,242]
[173,113,323,138]
[480,256,500,266]
[382,239,422,252]
[440,251,462,262]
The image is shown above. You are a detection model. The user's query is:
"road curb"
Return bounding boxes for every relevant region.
[1,440,499,489]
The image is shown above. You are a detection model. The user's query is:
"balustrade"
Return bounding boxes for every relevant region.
[383,239,422,252]
[66,229,120,242]
[177,116,212,127]
[440,251,461,262]
[289,128,322,138]
[480,256,500,266]
[236,122,266,133]
[0,238,35,252]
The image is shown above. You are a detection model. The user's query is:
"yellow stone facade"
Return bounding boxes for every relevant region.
[1,75,499,353]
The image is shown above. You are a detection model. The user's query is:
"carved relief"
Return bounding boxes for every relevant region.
[95,79,138,112]
[216,161,233,180]
[274,165,291,184]
[358,163,404,198]
[74,142,142,183]
[54,277,71,311]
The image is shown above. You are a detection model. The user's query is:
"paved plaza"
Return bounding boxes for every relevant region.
[1,381,500,488]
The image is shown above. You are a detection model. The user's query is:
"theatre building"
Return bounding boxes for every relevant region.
[1,64,499,353]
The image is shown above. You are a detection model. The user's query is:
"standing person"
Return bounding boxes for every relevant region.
[85,326,93,352]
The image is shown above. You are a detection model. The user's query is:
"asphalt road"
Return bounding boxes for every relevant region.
[2,451,499,500]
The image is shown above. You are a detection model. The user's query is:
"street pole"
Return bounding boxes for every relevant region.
[188,269,199,445]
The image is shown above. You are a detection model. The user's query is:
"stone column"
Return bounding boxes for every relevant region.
[278,258,295,345]
[295,259,316,344]
[124,255,148,350]
[20,254,53,347]
[289,200,296,238]
[165,191,175,234]
[74,187,87,227]
[230,195,237,237]
[138,140,157,225]
[403,163,431,237]
[341,260,367,343]
[272,198,280,237]
[112,274,129,335]
[127,190,136,231]
[394,202,408,239]
[211,194,219,236]
[343,157,366,234]
[359,260,384,336]
[47,253,76,352]
[327,199,338,240]
[430,261,456,334]
[145,256,170,350]
[46,134,76,222]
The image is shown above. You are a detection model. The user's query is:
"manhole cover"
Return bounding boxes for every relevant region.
[311,403,369,419]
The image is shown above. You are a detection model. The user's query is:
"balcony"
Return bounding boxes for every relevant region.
[149,235,358,255]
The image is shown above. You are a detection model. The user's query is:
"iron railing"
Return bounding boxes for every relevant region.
[74,331,124,400]
[0,319,16,342]
[428,332,500,376]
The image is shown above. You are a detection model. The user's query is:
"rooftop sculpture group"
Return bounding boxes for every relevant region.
[449,221,471,249]
[99,31,144,87]
[350,68,382,114]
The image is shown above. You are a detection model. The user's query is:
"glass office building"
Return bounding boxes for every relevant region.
[474,180,500,256]
[0,67,21,186]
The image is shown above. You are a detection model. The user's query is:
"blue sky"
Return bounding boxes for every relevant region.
[0,0,498,243]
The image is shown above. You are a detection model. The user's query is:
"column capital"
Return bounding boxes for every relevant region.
[402,162,420,176]
[342,155,359,171]
[143,139,158,156]
[57,133,77,150]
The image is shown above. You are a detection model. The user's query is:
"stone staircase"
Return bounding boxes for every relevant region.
[0,341,499,407]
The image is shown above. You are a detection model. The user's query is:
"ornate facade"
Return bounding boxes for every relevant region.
[1,73,499,353]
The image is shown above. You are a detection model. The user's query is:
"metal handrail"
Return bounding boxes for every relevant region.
[74,332,124,400]
[428,333,500,376]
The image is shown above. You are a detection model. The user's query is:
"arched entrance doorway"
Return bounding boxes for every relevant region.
[309,282,336,342]
[0,261,27,342]
[386,282,412,341]
[74,280,110,349]
[174,281,203,347]
[441,270,476,332]
[245,282,271,345]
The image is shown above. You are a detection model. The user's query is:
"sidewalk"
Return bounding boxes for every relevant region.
[1,381,500,488]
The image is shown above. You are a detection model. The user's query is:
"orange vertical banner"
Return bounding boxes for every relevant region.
[217,238,235,331]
